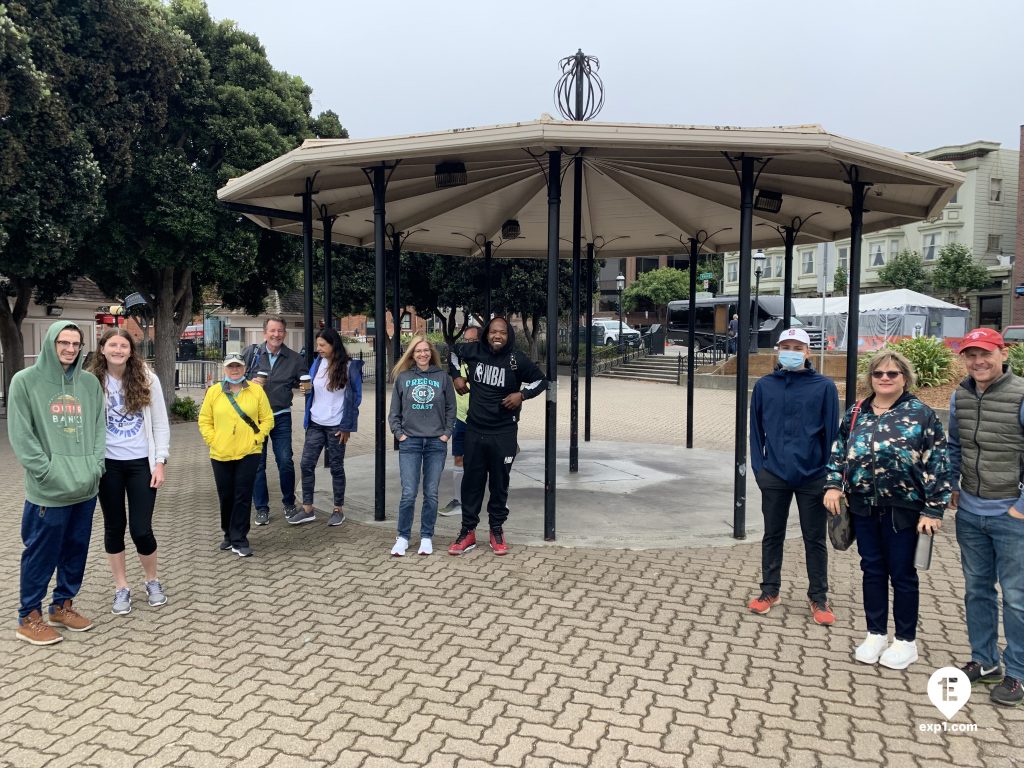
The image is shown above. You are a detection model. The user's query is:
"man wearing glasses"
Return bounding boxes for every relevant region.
[9,322,106,645]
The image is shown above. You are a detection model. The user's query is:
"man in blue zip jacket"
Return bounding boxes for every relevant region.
[748,328,840,625]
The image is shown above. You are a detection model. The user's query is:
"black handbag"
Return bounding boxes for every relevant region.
[829,400,863,551]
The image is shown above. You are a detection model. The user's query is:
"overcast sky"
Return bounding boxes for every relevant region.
[203,0,1021,154]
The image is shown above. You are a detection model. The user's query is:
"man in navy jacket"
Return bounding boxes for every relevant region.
[748,328,840,625]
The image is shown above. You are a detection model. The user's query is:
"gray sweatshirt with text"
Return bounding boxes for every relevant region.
[388,365,456,438]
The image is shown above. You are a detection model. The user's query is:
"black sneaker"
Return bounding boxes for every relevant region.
[991,675,1023,707]
[254,509,270,526]
[283,504,299,520]
[219,538,231,551]
[231,545,253,558]
[961,660,1003,685]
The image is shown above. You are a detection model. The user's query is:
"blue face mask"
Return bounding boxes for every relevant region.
[224,374,246,385]
[778,350,805,370]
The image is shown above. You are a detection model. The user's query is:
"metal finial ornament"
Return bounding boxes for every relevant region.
[554,49,605,121]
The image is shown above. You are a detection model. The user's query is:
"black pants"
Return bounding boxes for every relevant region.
[756,470,829,603]
[99,457,158,555]
[461,429,517,532]
[212,454,260,548]
[300,422,347,506]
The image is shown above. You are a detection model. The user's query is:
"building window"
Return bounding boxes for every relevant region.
[987,234,1001,252]
[922,233,940,261]
[801,251,814,275]
[775,255,784,278]
[400,313,412,330]
[762,255,773,278]
[889,239,901,260]
[947,230,959,244]
[837,247,848,271]
[948,190,958,205]
[727,261,738,282]
[636,257,660,275]
[870,242,884,266]
[990,178,1002,203]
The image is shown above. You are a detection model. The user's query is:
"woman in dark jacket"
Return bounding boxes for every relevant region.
[824,349,951,670]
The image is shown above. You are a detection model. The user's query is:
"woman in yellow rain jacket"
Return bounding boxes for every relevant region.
[199,354,274,557]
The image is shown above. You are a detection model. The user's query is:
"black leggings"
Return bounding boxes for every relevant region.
[99,457,158,556]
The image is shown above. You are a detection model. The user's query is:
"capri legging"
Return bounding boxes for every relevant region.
[99,457,157,555]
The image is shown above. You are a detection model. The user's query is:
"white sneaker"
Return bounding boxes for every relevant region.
[879,639,918,670]
[418,538,433,556]
[854,633,889,664]
[390,537,409,557]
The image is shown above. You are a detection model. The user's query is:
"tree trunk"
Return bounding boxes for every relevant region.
[0,281,34,406]
[151,265,193,412]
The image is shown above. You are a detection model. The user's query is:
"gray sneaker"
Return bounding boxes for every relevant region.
[219,538,231,551]
[231,544,253,557]
[144,579,167,607]
[283,504,299,520]
[112,588,132,615]
[288,508,316,525]
[328,510,345,527]
[439,499,462,517]
[254,509,270,526]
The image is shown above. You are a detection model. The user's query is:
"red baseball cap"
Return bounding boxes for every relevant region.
[960,327,1005,352]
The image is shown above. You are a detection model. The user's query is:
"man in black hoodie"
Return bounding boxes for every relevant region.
[447,317,547,555]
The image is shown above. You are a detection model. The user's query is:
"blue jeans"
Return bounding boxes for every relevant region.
[253,412,295,512]
[397,436,448,540]
[19,497,98,618]
[852,508,920,641]
[956,508,1024,679]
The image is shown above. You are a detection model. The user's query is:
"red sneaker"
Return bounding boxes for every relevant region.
[448,529,477,556]
[747,593,781,615]
[810,600,836,626]
[489,529,509,555]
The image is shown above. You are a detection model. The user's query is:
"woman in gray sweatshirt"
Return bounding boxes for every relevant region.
[387,335,456,556]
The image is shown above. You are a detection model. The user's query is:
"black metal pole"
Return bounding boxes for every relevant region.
[584,243,594,442]
[371,166,388,521]
[618,286,623,364]
[322,215,334,330]
[733,156,756,540]
[301,179,315,368]
[569,155,583,472]
[544,150,561,541]
[782,226,796,332]
[846,173,867,409]
[484,240,493,321]
[686,237,698,449]
[391,230,402,369]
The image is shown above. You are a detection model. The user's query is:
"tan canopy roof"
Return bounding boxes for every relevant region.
[218,116,963,257]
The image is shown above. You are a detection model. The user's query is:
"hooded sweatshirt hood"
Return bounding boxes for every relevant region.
[8,321,106,506]
[480,316,517,357]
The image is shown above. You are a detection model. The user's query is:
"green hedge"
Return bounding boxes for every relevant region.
[856,337,955,389]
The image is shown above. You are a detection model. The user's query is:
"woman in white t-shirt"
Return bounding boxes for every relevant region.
[293,328,363,527]
[90,330,170,615]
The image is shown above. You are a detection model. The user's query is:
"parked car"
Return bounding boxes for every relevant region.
[1002,325,1024,345]
[592,318,642,346]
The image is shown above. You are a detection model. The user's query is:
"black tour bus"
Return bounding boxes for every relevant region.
[667,295,823,351]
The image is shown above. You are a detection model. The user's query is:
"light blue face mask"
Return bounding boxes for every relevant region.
[224,374,246,385]
[778,350,805,370]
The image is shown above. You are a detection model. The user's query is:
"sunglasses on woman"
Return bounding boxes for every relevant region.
[871,370,903,380]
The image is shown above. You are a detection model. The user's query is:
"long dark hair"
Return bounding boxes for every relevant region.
[317,328,350,392]
[89,329,152,413]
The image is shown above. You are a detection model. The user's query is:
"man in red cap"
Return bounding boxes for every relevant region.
[947,327,1024,707]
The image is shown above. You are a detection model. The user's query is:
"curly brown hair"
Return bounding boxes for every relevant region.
[89,329,152,413]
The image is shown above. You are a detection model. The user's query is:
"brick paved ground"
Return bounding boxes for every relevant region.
[0,377,1019,767]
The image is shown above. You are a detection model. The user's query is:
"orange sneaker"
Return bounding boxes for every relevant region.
[810,600,835,626]
[47,600,93,632]
[16,610,63,646]
[747,593,781,615]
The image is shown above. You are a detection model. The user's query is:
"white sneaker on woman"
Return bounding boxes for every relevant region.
[854,633,889,664]
[418,538,433,556]
[391,537,409,557]
[879,639,918,670]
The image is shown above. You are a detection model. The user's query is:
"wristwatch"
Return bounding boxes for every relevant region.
[156,458,167,466]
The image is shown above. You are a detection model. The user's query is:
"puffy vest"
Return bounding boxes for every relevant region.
[954,371,1024,499]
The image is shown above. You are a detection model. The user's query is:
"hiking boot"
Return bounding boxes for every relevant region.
[283,504,299,520]
[254,509,270,526]
[328,509,345,527]
[391,537,409,557]
[231,545,253,558]
[961,661,1003,685]
[219,538,231,551]
[112,588,132,615]
[47,600,93,632]
[418,538,433,556]
[144,580,167,607]
[809,600,835,626]
[16,611,62,646]
[438,499,462,517]
[879,639,918,670]
[990,675,1023,707]
[747,593,781,615]
[855,633,889,664]
[288,507,316,525]
[448,529,477,556]
[489,529,509,555]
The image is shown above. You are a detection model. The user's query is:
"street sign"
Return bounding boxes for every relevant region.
[697,272,714,280]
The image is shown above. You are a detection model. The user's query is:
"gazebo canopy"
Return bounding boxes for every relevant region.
[218,116,963,257]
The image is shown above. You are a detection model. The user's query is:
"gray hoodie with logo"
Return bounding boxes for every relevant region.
[388,364,456,439]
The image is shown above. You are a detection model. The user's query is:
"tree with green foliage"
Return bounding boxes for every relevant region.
[931,243,990,306]
[833,265,848,295]
[492,259,574,361]
[622,267,690,326]
[877,249,929,292]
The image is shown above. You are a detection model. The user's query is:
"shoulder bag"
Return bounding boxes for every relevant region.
[828,399,863,551]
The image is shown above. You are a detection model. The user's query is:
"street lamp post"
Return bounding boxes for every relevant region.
[752,249,766,353]
[616,272,625,363]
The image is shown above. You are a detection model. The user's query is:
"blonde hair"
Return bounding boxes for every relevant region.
[863,349,917,394]
[391,334,441,380]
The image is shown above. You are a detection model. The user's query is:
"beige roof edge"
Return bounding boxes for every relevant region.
[218,119,963,202]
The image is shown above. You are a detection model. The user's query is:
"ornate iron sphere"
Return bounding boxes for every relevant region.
[554,49,605,121]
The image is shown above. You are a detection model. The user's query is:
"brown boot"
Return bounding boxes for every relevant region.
[47,600,93,632]
[15,610,63,646]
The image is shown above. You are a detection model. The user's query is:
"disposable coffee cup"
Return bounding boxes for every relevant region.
[299,374,311,391]
[255,371,269,382]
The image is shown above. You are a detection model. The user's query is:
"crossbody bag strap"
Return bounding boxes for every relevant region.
[842,399,864,490]
[224,389,259,433]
